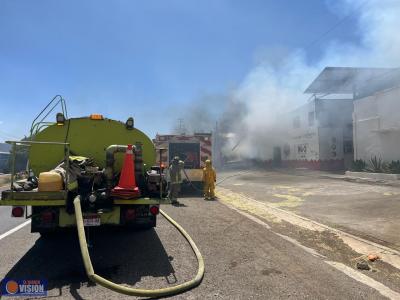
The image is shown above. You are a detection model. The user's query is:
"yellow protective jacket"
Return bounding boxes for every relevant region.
[202,166,216,185]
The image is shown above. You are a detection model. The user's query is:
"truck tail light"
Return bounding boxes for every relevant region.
[41,211,55,224]
[11,206,25,218]
[125,209,136,221]
[150,206,159,215]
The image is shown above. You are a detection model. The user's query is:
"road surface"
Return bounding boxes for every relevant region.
[0,170,399,299]
[218,168,400,248]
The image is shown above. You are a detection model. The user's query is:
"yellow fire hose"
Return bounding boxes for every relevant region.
[73,197,205,297]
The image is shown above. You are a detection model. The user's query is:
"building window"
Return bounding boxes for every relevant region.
[293,116,301,128]
[297,144,307,153]
[343,141,353,153]
[308,111,315,126]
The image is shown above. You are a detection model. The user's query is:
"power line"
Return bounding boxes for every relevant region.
[303,0,369,52]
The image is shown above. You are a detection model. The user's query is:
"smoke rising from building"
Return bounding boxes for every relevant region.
[177,0,400,161]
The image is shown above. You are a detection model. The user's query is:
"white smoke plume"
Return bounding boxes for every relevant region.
[231,0,400,159]
[179,0,400,161]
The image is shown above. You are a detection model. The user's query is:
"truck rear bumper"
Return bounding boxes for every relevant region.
[0,189,171,206]
[1,190,169,232]
[31,205,159,232]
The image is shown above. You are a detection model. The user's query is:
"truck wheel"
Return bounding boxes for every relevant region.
[141,217,156,230]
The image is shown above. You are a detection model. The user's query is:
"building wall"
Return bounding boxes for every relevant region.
[0,153,10,173]
[316,99,354,169]
[281,101,319,162]
[354,85,400,162]
[0,143,11,173]
[280,98,353,170]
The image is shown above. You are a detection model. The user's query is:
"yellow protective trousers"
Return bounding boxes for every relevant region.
[202,167,216,198]
[203,182,215,198]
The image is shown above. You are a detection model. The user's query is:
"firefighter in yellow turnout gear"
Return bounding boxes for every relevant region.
[202,159,216,200]
[167,156,184,205]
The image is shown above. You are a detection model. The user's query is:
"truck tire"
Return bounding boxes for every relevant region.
[139,216,156,230]
[39,231,56,239]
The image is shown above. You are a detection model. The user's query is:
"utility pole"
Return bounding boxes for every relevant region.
[214,121,220,169]
[177,118,186,135]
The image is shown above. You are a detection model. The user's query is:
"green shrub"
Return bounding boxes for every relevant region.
[366,156,384,173]
[385,160,400,174]
[351,159,366,171]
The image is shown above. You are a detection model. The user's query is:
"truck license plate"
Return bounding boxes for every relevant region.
[83,214,101,226]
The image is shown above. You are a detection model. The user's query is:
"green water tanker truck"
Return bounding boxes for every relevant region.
[0,96,169,235]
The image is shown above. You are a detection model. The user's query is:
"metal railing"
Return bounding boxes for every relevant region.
[6,140,70,200]
[30,95,68,137]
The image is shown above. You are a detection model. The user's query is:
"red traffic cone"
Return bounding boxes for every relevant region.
[111,144,141,198]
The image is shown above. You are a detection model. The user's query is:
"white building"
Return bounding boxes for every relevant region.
[353,69,400,163]
[277,97,353,170]
[270,67,397,171]
[0,143,11,173]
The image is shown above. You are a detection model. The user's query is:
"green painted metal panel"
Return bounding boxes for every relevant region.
[29,117,156,174]
[1,190,66,200]
[0,200,65,206]
[114,198,171,205]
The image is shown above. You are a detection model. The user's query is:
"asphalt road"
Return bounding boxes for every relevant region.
[0,189,392,299]
[218,168,400,248]
[0,186,28,235]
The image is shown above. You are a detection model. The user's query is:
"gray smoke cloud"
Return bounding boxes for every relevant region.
[177,0,400,160]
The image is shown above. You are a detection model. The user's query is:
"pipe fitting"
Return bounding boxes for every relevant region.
[105,144,136,190]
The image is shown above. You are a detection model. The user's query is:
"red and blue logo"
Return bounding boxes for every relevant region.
[1,279,47,297]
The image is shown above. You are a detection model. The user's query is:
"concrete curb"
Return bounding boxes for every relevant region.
[345,171,400,181]
[291,170,400,187]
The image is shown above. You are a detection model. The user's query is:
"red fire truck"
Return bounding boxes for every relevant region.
[154,133,212,189]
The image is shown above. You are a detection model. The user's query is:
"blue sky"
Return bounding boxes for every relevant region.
[0,0,360,141]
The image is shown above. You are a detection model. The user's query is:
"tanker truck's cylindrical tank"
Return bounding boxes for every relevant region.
[29,117,156,174]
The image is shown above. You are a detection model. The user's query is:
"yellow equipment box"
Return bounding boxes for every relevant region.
[38,171,63,192]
